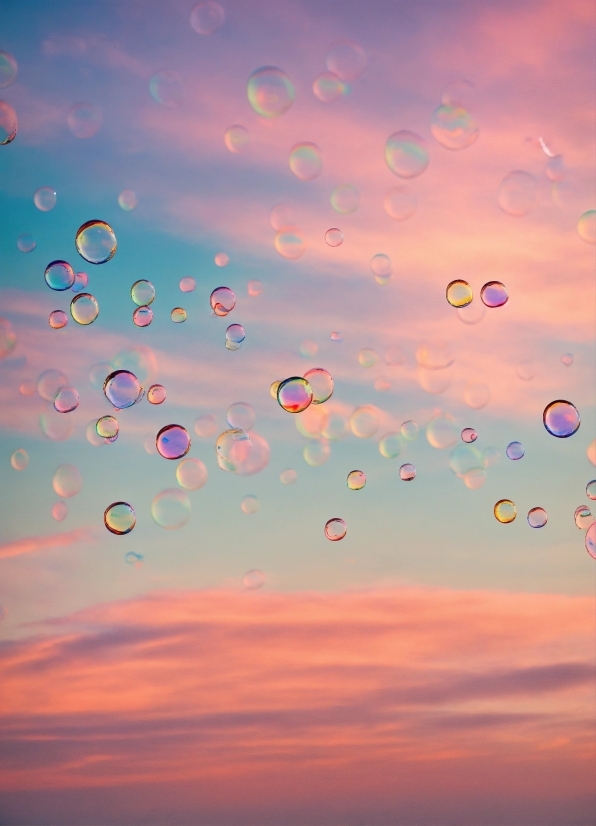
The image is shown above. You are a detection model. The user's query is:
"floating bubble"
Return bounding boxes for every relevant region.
[54,386,79,413]
[464,381,490,410]
[0,51,18,88]
[131,280,155,306]
[149,70,185,108]
[156,424,190,460]
[214,252,229,267]
[51,501,68,522]
[210,286,235,316]
[545,155,566,182]
[226,402,255,432]
[326,40,365,81]
[67,102,102,138]
[588,440,596,466]
[575,506,594,530]
[17,233,36,253]
[10,449,28,471]
[216,428,252,472]
[19,380,36,396]
[296,405,328,439]
[348,405,379,439]
[241,494,260,514]
[516,359,536,381]
[39,371,69,404]
[325,228,343,247]
[426,415,458,449]
[133,306,153,327]
[75,220,116,264]
[498,171,538,217]
[147,384,166,405]
[586,522,596,559]
[324,517,346,541]
[464,468,487,489]
[118,190,137,211]
[151,488,191,530]
[400,420,419,442]
[0,99,17,144]
[577,210,596,244]
[527,507,548,528]
[86,420,107,447]
[543,400,580,438]
[494,499,516,523]
[180,277,196,293]
[304,368,333,404]
[370,254,392,285]
[225,323,245,350]
[274,225,307,260]
[330,184,359,215]
[461,427,477,443]
[457,302,486,325]
[247,279,262,297]
[303,438,330,467]
[330,331,342,342]
[289,142,322,181]
[96,415,119,440]
[108,346,155,389]
[171,307,187,323]
[416,341,453,371]
[72,271,89,293]
[587,481,596,501]
[383,185,417,221]
[506,441,524,461]
[70,293,99,325]
[431,104,478,150]
[39,409,75,441]
[480,281,508,308]
[358,348,378,368]
[104,370,143,409]
[235,431,269,476]
[446,280,473,308]
[270,380,281,399]
[385,131,429,178]
[243,569,265,589]
[449,444,485,477]
[176,457,208,490]
[34,187,57,212]
[52,464,82,498]
[142,433,157,455]
[277,377,313,413]
[346,470,366,490]
[312,70,346,103]
[125,551,143,566]
[104,502,136,535]
[49,310,68,329]
[224,124,249,153]
[441,79,476,107]
[561,353,573,367]
[190,0,225,34]
[280,469,297,485]
[247,66,295,118]
[45,260,75,291]
[300,340,318,358]
[399,463,416,481]
[88,363,110,391]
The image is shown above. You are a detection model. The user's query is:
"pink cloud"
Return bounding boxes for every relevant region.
[0,527,95,560]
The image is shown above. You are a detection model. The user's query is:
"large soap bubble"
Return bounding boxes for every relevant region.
[190,1,225,34]
[385,131,429,178]
[75,220,116,264]
[247,66,294,118]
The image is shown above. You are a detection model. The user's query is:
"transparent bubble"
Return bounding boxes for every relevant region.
[52,464,82,498]
[379,432,405,459]
[171,307,187,323]
[269,204,296,231]
[87,420,107,447]
[543,400,580,438]
[45,260,75,291]
[575,506,594,530]
[449,444,484,477]
[0,99,17,144]
[324,517,347,541]
[321,410,347,437]
[51,501,68,522]
[235,431,269,476]
[54,386,79,413]
[280,469,297,485]
[216,428,252,472]
[227,402,256,431]
[275,226,306,259]
[358,348,379,368]
[399,463,416,481]
[303,438,330,467]
[561,353,573,367]
[385,131,429,178]
[586,522,596,559]
[312,70,346,103]
[67,102,102,139]
[143,433,157,455]
[588,440,596,466]
[401,420,419,441]
[133,306,153,327]
[464,381,490,410]
[326,40,366,81]
[587,480,596,501]
[446,279,473,308]
[330,331,343,342]
[426,415,458,449]
[151,488,191,530]
[210,286,235,316]
[72,271,89,293]
[10,448,28,471]
[176,457,208,490]
[19,380,36,396]
[270,380,281,399]
[461,427,477,443]
[385,345,406,366]
[147,384,166,405]
[416,341,453,370]
[247,66,295,118]
[190,0,225,34]
[494,499,516,523]
[241,494,260,514]
[325,228,343,247]
[247,279,262,297]
[180,277,196,293]
[214,252,229,267]
[383,185,417,221]
[34,187,57,212]
[498,171,538,217]
[277,377,313,413]
[39,409,74,441]
[125,552,143,566]
[225,323,245,350]
[300,340,318,359]
[430,104,478,150]
[483,447,500,467]
[75,220,116,264]
[96,415,119,440]
[505,441,524,461]
[350,405,379,438]
[464,468,487,489]
[104,502,136,535]
[149,70,185,108]
[131,280,155,306]
[118,189,137,211]
[224,124,249,153]
[17,233,36,253]
[441,79,475,107]
[49,310,68,330]
[545,155,566,182]
[480,281,508,308]
[370,254,392,285]
[109,349,152,394]
[104,370,143,409]
[70,293,99,325]
[289,142,322,181]
[194,414,217,437]
[577,210,596,244]
[527,507,547,528]
[156,424,191,460]
[296,405,328,439]
[345,470,366,491]
[240,569,265,591]
[516,359,536,381]
[303,368,333,404]
[330,183,359,214]
[457,302,485,325]
[0,51,18,88]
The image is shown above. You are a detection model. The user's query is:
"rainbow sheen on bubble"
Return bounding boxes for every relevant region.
[133,306,153,327]
[303,368,333,405]
[131,280,155,306]
[216,428,252,472]
[75,220,116,264]
[446,280,473,308]
[277,377,313,413]
[347,470,366,490]
[289,142,322,181]
[225,323,245,350]
[176,457,208,490]
[543,400,580,438]
[247,66,294,118]
[385,131,429,178]
[527,507,548,529]
[0,51,18,88]
[274,226,306,259]
[49,310,68,329]
[149,70,185,108]
[118,190,137,211]
[104,502,136,535]
[370,254,392,285]
[147,384,166,405]
[53,386,79,413]
[104,370,143,409]
[379,432,405,459]
[577,210,596,244]
[45,260,75,291]
[330,184,359,214]
[10,448,28,471]
[494,499,516,523]
[431,103,478,150]
[171,307,187,323]
[399,463,416,481]
[224,124,250,153]
[350,405,379,439]
[96,415,119,440]
[210,286,235,316]
[70,293,99,325]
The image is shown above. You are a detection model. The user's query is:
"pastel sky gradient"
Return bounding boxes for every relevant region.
[0,0,594,823]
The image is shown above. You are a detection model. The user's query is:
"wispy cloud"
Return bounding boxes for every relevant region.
[0,527,95,560]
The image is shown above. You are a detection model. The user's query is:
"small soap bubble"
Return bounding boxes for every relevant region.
[312,70,346,103]
[449,444,485,478]
[324,517,346,541]
[277,377,313,413]
[385,345,406,366]
[53,386,79,413]
[52,464,82,498]
[241,494,260,514]
[247,66,295,118]
[227,402,256,431]
[147,384,166,405]
[10,449,28,471]
[464,381,490,410]
[303,438,330,467]
[431,104,478,150]
[37,369,67,400]
[70,293,99,325]
[45,260,75,291]
[151,489,191,530]
[358,348,378,368]
[370,254,392,285]
[176,457,207,490]
[289,142,322,180]
[326,40,365,81]
[543,400,580,438]
[480,281,508,308]
[247,279,262,296]
[588,440,596,466]
[464,468,487,489]
[225,323,245,350]
[118,190,137,210]
[426,415,458,449]
[494,499,516,523]
[67,102,102,138]
[275,226,306,259]
[214,252,229,267]
[330,184,359,214]
[385,131,429,178]
[180,277,196,293]
[586,522,596,559]
[210,286,235,316]
[0,51,18,88]
[446,279,473,308]
[457,302,485,325]
[586,480,596,501]
[498,171,538,217]
[131,280,155,306]
[243,569,265,589]
[104,502,136,535]
[149,70,185,108]
[156,424,191,460]
[224,124,250,153]
[561,353,573,367]
[506,441,524,460]
[527,507,548,528]
[75,220,116,264]
[303,368,333,404]
[379,432,405,459]
[350,405,379,438]
[347,470,366,490]
[34,187,57,212]
[577,210,596,244]
[171,307,187,323]
[125,552,143,566]
[39,410,75,441]
[401,420,419,441]
[17,233,36,253]
[325,228,343,247]
[269,204,296,231]
[575,506,594,530]
[216,428,252,472]
[516,359,536,381]
[96,415,119,440]
[330,331,343,342]
[461,427,477,443]
[19,380,36,396]
[49,310,68,329]
[133,306,153,327]
[72,271,89,293]
[383,185,417,221]
[190,0,225,34]
[51,501,68,522]
[280,469,297,485]
[104,370,143,409]
[399,463,416,481]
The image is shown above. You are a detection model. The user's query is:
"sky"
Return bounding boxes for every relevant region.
[0,0,595,823]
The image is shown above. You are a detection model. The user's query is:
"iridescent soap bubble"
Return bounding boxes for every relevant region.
[34,187,57,212]
[561,353,573,367]
[506,441,524,460]
[383,185,417,221]
[577,210,596,244]
[10,449,28,471]
[457,302,485,325]
[118,190,137,211]
[289,143,322,180]
[324,517,346,541]
[180,277,196,293]
[171,307,187,323]
[401,420,419,441]
[449,444,485,478]
[147,384,166,405]
[399,463,416,481]
[0,51,18,87]
[53,386,79,413]
[70,293,99,325]
[494,499,516,523]
[131,280,155,306]
[430,104,478,150]
[72,271,89,293]
[247,279,262,297]
[588,440,596,466]
[156,424,191,460]
[587,480,596,501]
[446,280,473,308]
[104,502,136,535]
[39,409,74,441]
[586,522,596,560]
[461,427,477,443]
[426,415,458,449]
[190,0,225,34]
[326,40,366,81]
[330,184,359,214]
[96,415,119,440]
[498,171,538,217]
[210,286,235,316]
[247,66,295,118]
[214,252,229,267]
[300,340,318,358]
[104,370,143,409]
[149,71,185,108]
[0,99,18,144]
[52,464,82,498]
[75,220,116,264]
[227,402,256,431]
[303,368,333,404]
[385,345,406,366]
[49,310,68,329]
[350,405,379,438]
[416,341,453,370]
[516,359,536,381]
[480,281,508,308]
[151,488,191,530]
[225,323,245,350]
[269,204,296,231]
[176,457,208,490]
[51,501,68,522]
[195,413,217,437]
[543,400,580,438]
[325,228,343,247]
[347,470,366,490]
[17,233,36,253]
[87,420,106,447]
[385,131,429,178]
[303,438,330,467]
[358,348,379,368]
[241,494,260,514]
[330,331,343,342]
[133,306,153,327]
[527,507,547,528]
[464,382,490,410]
[370,254,392,285]
[235,431,269,476]
[312,71,346,103]
[296,405,328,439]
[216,428,252,472]
[109,344,153,389]
[274,226,306,259]
[37,368,67,401]
[224,124,249,153]
[67,102,102,138]
[277,377,313,413]
[545,155,566,182]
[379,432,405,458]
[575,506,594,530]
[280,469,297,485]
[463,468,487,489]
[45,260,75,291]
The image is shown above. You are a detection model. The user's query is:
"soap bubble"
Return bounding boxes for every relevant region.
[480,281,508,308]
[70,293,99,325]
[171,307,187,323]
[190,1,225,34]
[296,405,328,438]
[75,220,116,264]
[142,433,157,454]
[278,377,313,413]
[176,457,208,490]
[180,277,196,293]
[247,279,262,296]
[96,415,119,440]
[426,415,458,449]
[45,260,75,291]
[39,410,74,441]
[227,402,256,431]
[67,102,101,138]
[269,204,296,231]
[149,70,185,108]
[224,124,249,153]
[19,380,36,396]
[461,427,477,443]
[304,368,333,404]
[151,488,191,530]
[370,254,392,284]
[561,353,573,367]
[225,323,245,350]
[303,439,330,466]
[330,331,343,342]
[543,400,580,438]
[104,502,136,535]
[131,280,155,306]
[243,569,265,589]
[399,463,416,481]
[330,184,359,214]
[326,40,365,81]
[527,507,547,528]
[52,464,82,498]
[385,131,429,178]
[107,348,151,383]
[87,420,107,447]
[147,384,166,405]
[385,345,406,366]
[575,506,594,530]
[577,210,596,244]
[324,517,346,541]
[400,420,419,441]
[446,279,473,308]
[10,449,28,471]
[0,51,18,87]
[449,444,485,477]
[506,441,524,460]
[34,187,57,212]
[588,440,596,465]
[241,494,260,514]
[313,71,346,103]
[441,79,475,107]
[289,142,322,180]
[54,386,79,413]
[156,424,190,460]
[125,552,143,566]
[104,370,143,409]
[586,522,596,559]
[17,233,36,253]
[350,405,379,438]
[0,99,17,144]
[133,306,153,327]
[49,310,68,329]
[516,359,536,381]
[464,382,490,410]
[416,341,453,370]
[358,348,378,368]
[545,155,566,182]
[587,480,596,500]
[51,501,68,522]
[118,190,137,211]
[216,428,252,472]
[300,340,318,358]
[247,66,295,118]
[280,469,297,485]
[347,470,366,490]
[457,302,485,325]
[195,414,217,437]
[235,432,269,476]
[498,171,538,217]
[379,432,405,458]
[494,499,516,523]
[210,286,235,316]
[214,252,229,267]
[38,371,67,403]
[383,185,417,221]
[325,228,343,247]
[71,271,89,293]
[430,103,478,150]
[274,226,306,259]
